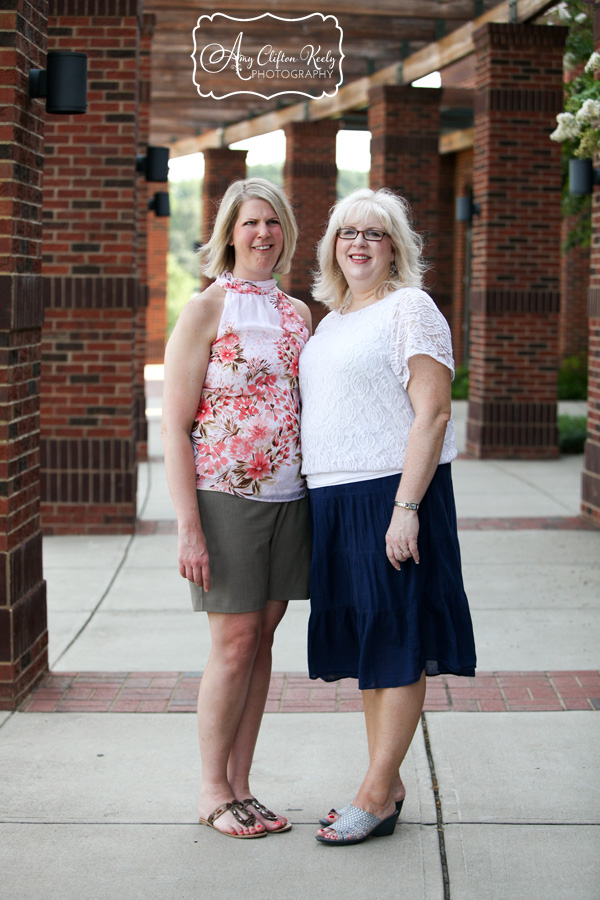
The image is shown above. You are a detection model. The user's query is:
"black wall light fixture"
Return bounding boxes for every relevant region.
[569,158,600,196]
[29,51,88,114]
[149,192,170,217]
[136,147,170,182]
[455,194,481,224]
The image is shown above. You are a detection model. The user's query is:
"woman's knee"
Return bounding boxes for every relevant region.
[214,621,262,670]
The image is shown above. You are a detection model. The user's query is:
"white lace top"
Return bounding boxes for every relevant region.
[299,287,457,486]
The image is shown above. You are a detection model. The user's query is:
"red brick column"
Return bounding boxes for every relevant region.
[368,86,443,305]
[281,121,338,326]
[466,24,567,459]
[134,12,157,462]
[146,209,169,363]
[200,148,247,290]
[452,148,475,367]
[40,1,142,534]
[560,216,591,360]
[581,4,600,522]
[0,2,48,709]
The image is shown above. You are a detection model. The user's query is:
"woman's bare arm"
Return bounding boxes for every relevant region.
[161,285,223,588]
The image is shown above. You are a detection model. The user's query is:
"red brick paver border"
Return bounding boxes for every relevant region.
[19,670,600,714]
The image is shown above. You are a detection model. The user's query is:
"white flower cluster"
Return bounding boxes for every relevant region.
[550,112,581,142]
[551,51,600,149]
[577,98,600,125]
[585,51,600,73]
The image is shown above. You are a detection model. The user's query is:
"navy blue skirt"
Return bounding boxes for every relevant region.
[308,465,476,690]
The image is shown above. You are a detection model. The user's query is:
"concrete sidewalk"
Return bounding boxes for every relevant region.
[0,374,598,900]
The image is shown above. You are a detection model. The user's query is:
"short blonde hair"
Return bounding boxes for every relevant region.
[200,178,297,278]
[313,188,426,311]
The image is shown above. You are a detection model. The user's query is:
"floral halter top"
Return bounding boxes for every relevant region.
[190,272,310,501]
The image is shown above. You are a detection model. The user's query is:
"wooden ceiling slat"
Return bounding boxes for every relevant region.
[146,0,495,20]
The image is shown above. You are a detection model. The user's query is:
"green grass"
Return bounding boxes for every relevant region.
[558,414,587,454]
[451,364,470,400]
[558,352,588,400]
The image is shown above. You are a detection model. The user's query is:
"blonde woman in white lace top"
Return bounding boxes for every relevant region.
[299,188,476,847]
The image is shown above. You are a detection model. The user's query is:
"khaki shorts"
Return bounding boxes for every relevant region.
[189,490,311,613]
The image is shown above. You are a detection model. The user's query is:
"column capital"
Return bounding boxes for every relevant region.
[473,21,568,51]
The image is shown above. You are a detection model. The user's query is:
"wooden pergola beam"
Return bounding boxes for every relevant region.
[147,0,502,20]
[169,0,557,158]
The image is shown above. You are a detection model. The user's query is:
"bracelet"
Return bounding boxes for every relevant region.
[394,500,420,511]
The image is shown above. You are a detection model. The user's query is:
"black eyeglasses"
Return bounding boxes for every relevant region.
[336,227,388,242]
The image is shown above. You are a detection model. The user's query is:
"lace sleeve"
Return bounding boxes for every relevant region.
[390,289,455,389]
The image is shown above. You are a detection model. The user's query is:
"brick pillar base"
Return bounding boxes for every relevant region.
[281,121,338,327]
[0,4,48,709]
[201,148,247,290]
[369,86,442,303]
[466,23,567,459]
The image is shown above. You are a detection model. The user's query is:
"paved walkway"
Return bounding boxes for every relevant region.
[1,373,598,900]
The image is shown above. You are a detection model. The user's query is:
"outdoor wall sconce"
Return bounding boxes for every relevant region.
[455,195,481,223]
[569,158,600,196]
[29,51,87,114]
[148,192,170,217]
[136,147,170,182]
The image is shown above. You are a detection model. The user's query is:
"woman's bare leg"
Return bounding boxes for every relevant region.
[363,691,405,803]
[197,610,264,836]
[227,600,289,831]
[319,672,426,839]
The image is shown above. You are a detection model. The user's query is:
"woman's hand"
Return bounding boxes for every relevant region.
[385,508,420,570]
[178,527,211,590]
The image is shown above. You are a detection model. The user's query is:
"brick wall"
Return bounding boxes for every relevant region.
[466,23,567,458]
[146,202,168,362]
[560,216,591,359]
[40,0,142,533]
[281,120,338,327]
[581,1,600,521]
[133,12,156,462]
[200,147,247,290]
[452,148,475,367]
[0,1,48,709]
[369,85,444,308]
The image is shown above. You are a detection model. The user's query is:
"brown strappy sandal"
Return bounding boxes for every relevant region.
[199,801,267,838]
[240,797,292,833]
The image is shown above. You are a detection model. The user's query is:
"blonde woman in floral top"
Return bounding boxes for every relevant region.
[162,179,311,839]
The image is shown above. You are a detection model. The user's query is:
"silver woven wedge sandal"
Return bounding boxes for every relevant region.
[319,798,404,827]
[315,804,399,846]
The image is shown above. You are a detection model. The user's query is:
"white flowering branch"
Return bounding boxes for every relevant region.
[551,50,600,159]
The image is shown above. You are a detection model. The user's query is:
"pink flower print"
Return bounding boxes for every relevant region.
[218,345,237,365]
[247,421,270,443]
[246,450,272,482]
[195,396,213,425]
[229,435,255,459]
[233,396,259,420]
[246,383,267,402]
